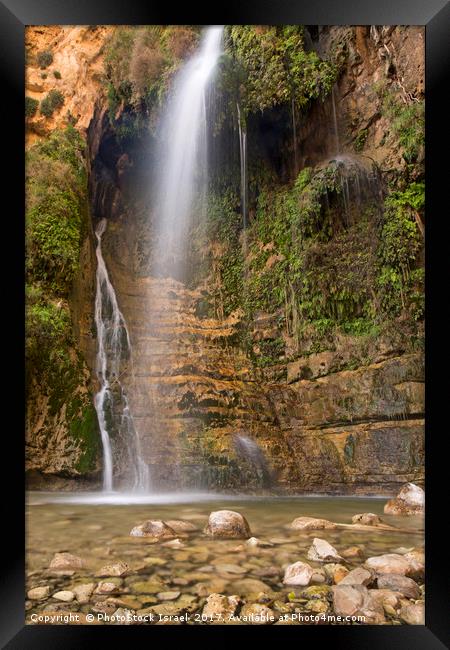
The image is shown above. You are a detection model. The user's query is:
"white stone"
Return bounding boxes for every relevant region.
[283,561,314,586]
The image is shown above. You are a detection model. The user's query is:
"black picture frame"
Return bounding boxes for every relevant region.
[2,0,449,646]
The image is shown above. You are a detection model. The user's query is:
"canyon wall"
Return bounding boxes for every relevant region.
[25,26,424,492]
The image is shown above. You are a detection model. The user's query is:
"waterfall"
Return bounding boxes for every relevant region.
[233,434,273,488]
[236,102,248,231]
[153,26,224,279]
[93,219,150,492]
[331,85,340,154]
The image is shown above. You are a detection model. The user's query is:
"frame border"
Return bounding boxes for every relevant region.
[2,0,449,646]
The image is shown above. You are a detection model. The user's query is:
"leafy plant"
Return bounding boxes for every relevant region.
[37,50,53,69]
[40,89,64,117]
[25,96,38,118]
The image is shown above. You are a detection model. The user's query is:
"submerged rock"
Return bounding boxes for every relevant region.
[165,520,198,533]
[341,546,365,559]
[28,586,50,600]
[290,516,337,530]
[72,583,95,604]
[384,483,425,515]
[129,520,176,539]
[52,590,75,602]
[351,513,383,526]
[96,560,129,577]
[157,591,181,601]
[49,552,84,572]
[204,510,251,539]
[307,538,343,563]
[283,561,314,586]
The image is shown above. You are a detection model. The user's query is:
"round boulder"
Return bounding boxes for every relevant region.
[204,510,251,539]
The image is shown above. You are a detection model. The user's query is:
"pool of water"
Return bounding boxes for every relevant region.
[26,492,424,624]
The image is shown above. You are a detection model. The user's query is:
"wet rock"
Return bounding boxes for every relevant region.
[339,567,373,586]
[332,584,385,624]
[131,578,165,594]
[305,599,329,613]
[299,584,332,600]
[290,516,337,530]
[91,601,117,615]
[246,537,273,548]
[384,483,424,515]
[28,586,50,600]
[49,552,84,572]
[52,590,75,602]
[283,561,314,586]
[365,553,410,576]
[403,548,425,580]
[232,578,273,596]
[399,601,425,625]
[341,546,364,559]
[96,560,129,577]
[161,539,184,549]
[204,510,251,539]
[129,520,176,539]
[202,593,240,621]
[157,590,181,601]
[107,595,143,610]
[370,589,401,610]
[165,520,198,533]
[253,566,280,578]
[94,581,122,595]
[324,563,349,584]
[307,538,343,563]
[111,608,134,625]
[351,513,383,526]
[377,574,421,599]
[142,556,166,566]
[214,563,247,575]
[239,603,278,624]
[72,583,95,604]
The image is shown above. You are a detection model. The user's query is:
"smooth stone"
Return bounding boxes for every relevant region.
[132,580,165,594]
[396,483,425,507]
[96,560,129,577]
[52,590,75,602]
[324,563,349,584]
[232,578,273,595]
[214,564,247,575]
[157,591,181,601]
[339,567,373,586]
[143,556,166,566]
[165,520,198,533]
[377,574,421,599]
[49,552,84,572]
[283,561,314,587]
[107,595,143,610]
[161,539,184,549]
[365,553,410,576]
[202,593,240,621]
[341,546,364,559]
[129,520,176,539]
[204,510,251,539]
[403,549,425,579]
[351,513,383,526]
[399,602,425,625]
[94,581,121,595]
[239,603,278,625]
[246,537,273,547]
[332,584,385,624]
[27,586,50,600]
[307,538,343,563]
[290,516,337,530]
[72,583,95,604]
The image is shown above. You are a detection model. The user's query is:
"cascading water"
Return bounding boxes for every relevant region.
[236,102,248,231]
[233,434,273,488]
[153,26,224,279]
[94,219,150,492]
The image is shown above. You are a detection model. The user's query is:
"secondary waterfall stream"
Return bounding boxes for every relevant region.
[94,219,149,492]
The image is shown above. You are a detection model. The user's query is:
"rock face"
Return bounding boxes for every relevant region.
[307,538,343,563]
[290,516,337,530]
[204,511,251,539]
[129,520,176,539]
[283,561,314,586]
[384,483,425,515]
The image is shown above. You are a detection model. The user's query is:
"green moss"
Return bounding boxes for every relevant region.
[354,128,368,151]
[70,404,100,474]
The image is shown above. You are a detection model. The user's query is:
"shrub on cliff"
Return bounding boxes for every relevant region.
[25,96,38,118]
[37,49,53,69]
[40,89,64,117]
